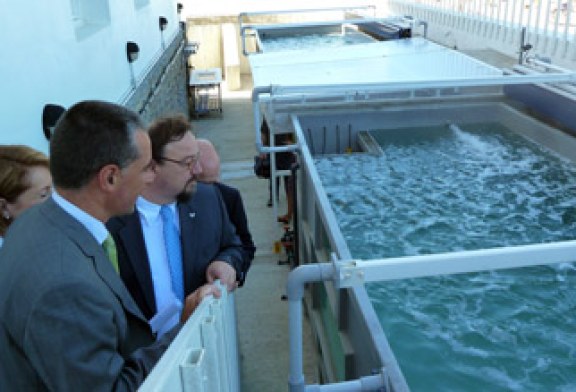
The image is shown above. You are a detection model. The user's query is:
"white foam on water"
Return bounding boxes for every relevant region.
[316,122,576,391]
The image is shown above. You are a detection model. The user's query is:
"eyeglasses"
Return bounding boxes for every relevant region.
[159,153,201,170]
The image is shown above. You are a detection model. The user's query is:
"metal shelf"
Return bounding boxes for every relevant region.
[189,68,222,118]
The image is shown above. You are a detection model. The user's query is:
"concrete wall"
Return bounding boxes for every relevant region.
[124,30,189,125]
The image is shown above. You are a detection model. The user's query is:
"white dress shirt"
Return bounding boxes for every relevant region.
[136,196,182,337]
[52,191,109,246]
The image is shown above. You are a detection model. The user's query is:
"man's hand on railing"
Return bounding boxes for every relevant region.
[206,260,239,292]
[180,283,221,323]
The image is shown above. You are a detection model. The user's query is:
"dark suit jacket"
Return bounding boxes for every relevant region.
[107,182,244,320]
[0,198,176,392]
[214,181,256,285]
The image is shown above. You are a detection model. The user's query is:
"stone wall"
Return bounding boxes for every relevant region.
[124,28,190,125]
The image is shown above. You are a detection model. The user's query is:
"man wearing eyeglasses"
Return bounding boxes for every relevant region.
[107,114,244,337]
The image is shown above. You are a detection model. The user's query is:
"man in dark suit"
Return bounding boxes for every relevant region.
[0,101,218,391]
[197,138,256,286]
[107,115,244,337]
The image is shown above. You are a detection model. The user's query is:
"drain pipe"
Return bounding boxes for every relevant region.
[287,263,389,392]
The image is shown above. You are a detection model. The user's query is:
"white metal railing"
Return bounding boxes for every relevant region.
[287,240,576,391]
[387,0,576,67]
[139,282,239,392]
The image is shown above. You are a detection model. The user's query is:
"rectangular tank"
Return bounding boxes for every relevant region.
[292,100,576,391]
[246,26,576,388]
[255,23,377,53]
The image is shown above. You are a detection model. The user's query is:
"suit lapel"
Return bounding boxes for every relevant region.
[116,212,157,315]
[178,200,198,295]
[43,200,148,323]
[91,248,147,322]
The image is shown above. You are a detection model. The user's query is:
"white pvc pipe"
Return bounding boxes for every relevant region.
[337,240,576,288]
[269,72,576,97]
[526,57,572,73]
[252,86,299,154]
[287,263,336,392]
[287,263,391,392]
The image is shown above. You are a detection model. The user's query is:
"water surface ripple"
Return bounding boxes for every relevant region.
[315,123,576,391]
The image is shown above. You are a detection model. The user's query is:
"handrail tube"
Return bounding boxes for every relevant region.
[337,240,576,288]
[254,75,576,123]
[526,57,573,73]
[244,17,396,32]
[268,72,576,96]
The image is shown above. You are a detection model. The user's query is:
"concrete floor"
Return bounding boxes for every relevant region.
[193,76,318,392]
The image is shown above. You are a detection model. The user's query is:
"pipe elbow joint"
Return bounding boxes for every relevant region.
[287,263,334,301]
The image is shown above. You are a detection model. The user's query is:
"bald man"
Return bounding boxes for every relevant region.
[197,139,255,286]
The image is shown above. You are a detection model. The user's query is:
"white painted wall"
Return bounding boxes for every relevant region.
[0,0,181,154]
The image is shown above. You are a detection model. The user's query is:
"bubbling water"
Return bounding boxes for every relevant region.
[315,123,576,391]
[260,31,374,52]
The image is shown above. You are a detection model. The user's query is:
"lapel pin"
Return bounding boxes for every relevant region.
[189,212,196,219]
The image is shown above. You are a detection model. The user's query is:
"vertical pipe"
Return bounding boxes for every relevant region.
[289,298,305,392]
[287,263,389,392]
[543,0,552,53]
[519,26,526,64]
[552,0,561,52]
[271,132,278,219]
[292,163,300,268]
[129,62,137,89]
[347,124,353,153]
[322,126,327,155]
[534,0,543,47]
[510,0,518,45]
[307,128,315,154]
[288,264,338,392]
[503,0,511,42]
[336,125,341,154]
[562,0,572,57]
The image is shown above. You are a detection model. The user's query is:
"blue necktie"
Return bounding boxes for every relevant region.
[160,205,184,302]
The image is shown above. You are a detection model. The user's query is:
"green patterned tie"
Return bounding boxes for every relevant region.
[102,234,119,274]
